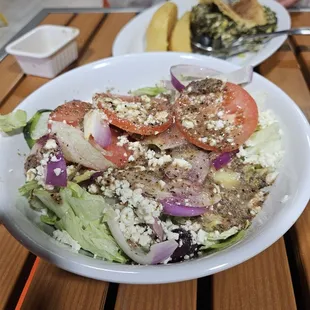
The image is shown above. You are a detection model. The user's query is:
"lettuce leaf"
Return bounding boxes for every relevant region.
[33,189,71,219]
[19,180,40,197]
[132,86,166,97]
[207,226,239,241]
[56,212,126,263]
[33,182,127,263]
[0,110,27,132]
[209,230,245,250]
[62,182,107,222]
[41,213,58,225]
[73,170,97,183]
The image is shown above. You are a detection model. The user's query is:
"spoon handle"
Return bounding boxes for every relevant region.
[242,27,310,40]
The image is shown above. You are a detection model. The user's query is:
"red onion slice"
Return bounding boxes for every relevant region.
[107,218,178,265]
[161,198,208,217]
[84,110,111,148]
[212,150,238,170]
[46,153,67,187]
[152,218,164,241]
[51,121,114,171]
[170,65,253,92]
[215,66,253,85]
[143,124,188,150]
[170,65,220,92]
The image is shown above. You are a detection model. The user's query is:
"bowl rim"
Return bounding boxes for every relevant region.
[1,52,310,284]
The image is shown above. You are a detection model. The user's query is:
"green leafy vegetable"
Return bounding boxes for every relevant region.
[208,226,239,241]
[33,189,71,219]
[23,109,51,148]
[73,170,97,183]
[41,213,58,225]
[62,182,107,222]
[209,230,246,250]
[56,213,126,263]
[132,86,166,97]
[0,110,27,133]
[33,183,127,263]
[19,180,40,197]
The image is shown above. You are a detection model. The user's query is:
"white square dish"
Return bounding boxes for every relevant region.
[5,25,80,78]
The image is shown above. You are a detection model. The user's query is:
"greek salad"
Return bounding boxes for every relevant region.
[0,65,284,265]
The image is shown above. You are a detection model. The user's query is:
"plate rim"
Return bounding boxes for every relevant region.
[112,0,291,67]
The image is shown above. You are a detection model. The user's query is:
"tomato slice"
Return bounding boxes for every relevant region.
[175,81,258,152]
[49,100,92,128]
[49,100,130,167]
[94,93,173,135]
[104,128,132,168]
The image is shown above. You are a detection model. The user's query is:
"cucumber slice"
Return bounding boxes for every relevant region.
[23,109,52,148]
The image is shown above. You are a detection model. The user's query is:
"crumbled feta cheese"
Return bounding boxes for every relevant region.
[26,168,36,181]
[197,229,208,245]
[113,180,162,224]
[53,230,81,253]
[209,138,217,146]
[128,141,146,159]
[50,155,60,162]
[281,195,289,203]
[120,207,135,225]
[162,257,172,264]
[34,166,45,186]
[172,158,192,170]
[148,154,172,167]
[181,220,201,233]
[44,139,57,150]
[158,180,166,189]
[217,111,224,117]
[259,110,277,129]
[128,155,135,162]
[237,110,284,169]
[214,120,225,130]
[266,171,279,184]
[88,184,99,194]
[66,165,76,176]
[53,168,62,176]
[117,135,129,147]
[198,137,208,143]
[165,230,179,240]
[119,207,153,248]
[182,119,195,129]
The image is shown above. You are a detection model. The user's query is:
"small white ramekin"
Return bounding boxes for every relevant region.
[5,25,80,78]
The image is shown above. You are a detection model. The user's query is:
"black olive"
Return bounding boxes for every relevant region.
[170,228,199,263]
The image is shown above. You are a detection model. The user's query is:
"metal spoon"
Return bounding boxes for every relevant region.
[191,27,310,58]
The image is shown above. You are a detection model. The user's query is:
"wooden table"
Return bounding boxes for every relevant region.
[0,10,309,310]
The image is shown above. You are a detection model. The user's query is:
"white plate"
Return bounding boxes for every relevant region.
[1,52,310,284]
[113,0,291,67]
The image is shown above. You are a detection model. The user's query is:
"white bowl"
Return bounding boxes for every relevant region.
[1,52,310,284]
[5,25,80,78]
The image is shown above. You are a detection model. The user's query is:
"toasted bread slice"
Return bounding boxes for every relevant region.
[169,12,192,52]
[146,2,178,51]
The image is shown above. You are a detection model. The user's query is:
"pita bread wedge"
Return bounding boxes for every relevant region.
[199,0,266,28]
[231,0,267,26]
[169,12,192,53]
[146,2,178,51]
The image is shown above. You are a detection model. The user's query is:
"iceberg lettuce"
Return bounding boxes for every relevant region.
[32,182,127,263]
[0,110,27,132]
